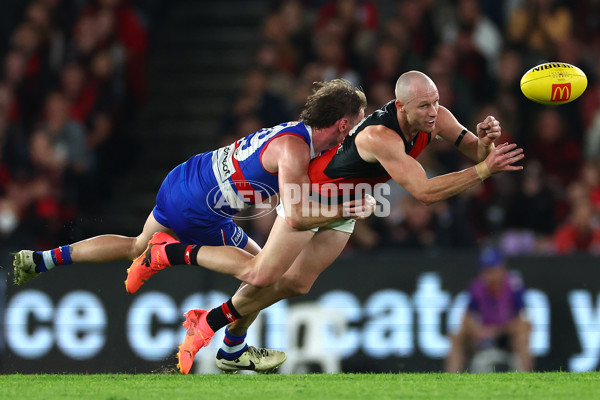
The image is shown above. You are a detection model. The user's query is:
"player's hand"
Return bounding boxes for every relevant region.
[342,193,377,219]
[476,116,501,147]
[484,142,524,174]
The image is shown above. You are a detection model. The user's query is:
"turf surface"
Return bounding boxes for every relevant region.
[0,372,598,400]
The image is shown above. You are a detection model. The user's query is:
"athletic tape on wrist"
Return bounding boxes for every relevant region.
[475,162,491,181]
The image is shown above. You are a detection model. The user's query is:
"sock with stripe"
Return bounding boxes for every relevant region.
[218,327,248,361]
[164,243,201,266]
[34,245,73,273]
[206,299,242,333]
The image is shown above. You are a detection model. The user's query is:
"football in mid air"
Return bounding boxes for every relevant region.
[520,62,587,105]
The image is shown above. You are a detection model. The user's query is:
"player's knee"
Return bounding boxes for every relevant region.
[290,284,311,297]
[244,271,281,288]
[284,215,303,230]
[243,260,291,287]
[278,279,313,297]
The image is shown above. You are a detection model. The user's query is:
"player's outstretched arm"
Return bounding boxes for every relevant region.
[357,126,524,205]
[435,107,500,163]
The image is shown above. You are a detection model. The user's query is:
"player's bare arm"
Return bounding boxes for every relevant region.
[434,106,499,162]
[264,135,348,230]
[356,125,524,205]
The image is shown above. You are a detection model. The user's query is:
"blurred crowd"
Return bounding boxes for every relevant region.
[224,0,600,257]
[0,0,146,248]
[2,0,600,258]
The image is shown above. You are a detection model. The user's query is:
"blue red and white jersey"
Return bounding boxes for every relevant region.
[183,121,314,216]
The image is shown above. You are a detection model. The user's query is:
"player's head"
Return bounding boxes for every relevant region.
[479,246,507,287]
[394,71,439,133]
[479,246,504,269]
[300,79,366,134]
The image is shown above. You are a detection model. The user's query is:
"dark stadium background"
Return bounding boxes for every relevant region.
[1,0,599,373]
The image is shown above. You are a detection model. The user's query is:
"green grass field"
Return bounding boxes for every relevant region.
[1,372,599,400]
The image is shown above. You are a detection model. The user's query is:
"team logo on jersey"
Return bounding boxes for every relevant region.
[206,180,279,220]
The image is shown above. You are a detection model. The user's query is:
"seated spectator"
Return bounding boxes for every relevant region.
[277,0,312,73]
[580,161,600,213]
[89,49,125,119]
[39,90,89,175]
[24,0,66,75]
[491,48,528,140]
[364,39,403,91]
[364,79,394,115]
[0,197,19,237]
[442,0,503,74]
[254,41,296,100]
[60,62,97,123]
[312,31,361,86]
[386,195,436,249]
[506,0,572,60]
[445,247,533,372]
[11,21,52,121]
[218,114,264,148]
[424,43,473,123]
[3,50,37,128]
[552,198,600,255]
[527,108,582,188]
[0,81,21,127]
[503,160,558,246]
[315,0,378,34]
[219,68,292,135]
[583,63,600,159]
[260,0,310,78]
[454,24,491,103]
[5,128,68,247]
[87,0,148,107]
[384,0,436,62]
[0,112,28,177]
[573,0,600,50]
[314,0,378,66]
[288,63,327,117]
[66,12,100,66]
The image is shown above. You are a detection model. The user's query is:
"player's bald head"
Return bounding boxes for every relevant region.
[394,71,437,104]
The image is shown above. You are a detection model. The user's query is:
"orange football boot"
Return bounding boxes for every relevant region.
[176,309,215,374]
[125,232,178,293]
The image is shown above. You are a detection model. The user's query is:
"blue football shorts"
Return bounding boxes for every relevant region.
[152,162,249,249]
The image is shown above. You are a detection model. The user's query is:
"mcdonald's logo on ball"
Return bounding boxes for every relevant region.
[551,83,571,102]
[520,62,587,105]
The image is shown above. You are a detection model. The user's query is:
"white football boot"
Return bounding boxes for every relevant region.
[216,346,287,374]
[12,250,41,285]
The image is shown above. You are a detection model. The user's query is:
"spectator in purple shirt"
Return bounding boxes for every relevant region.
[445,247,533,372]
